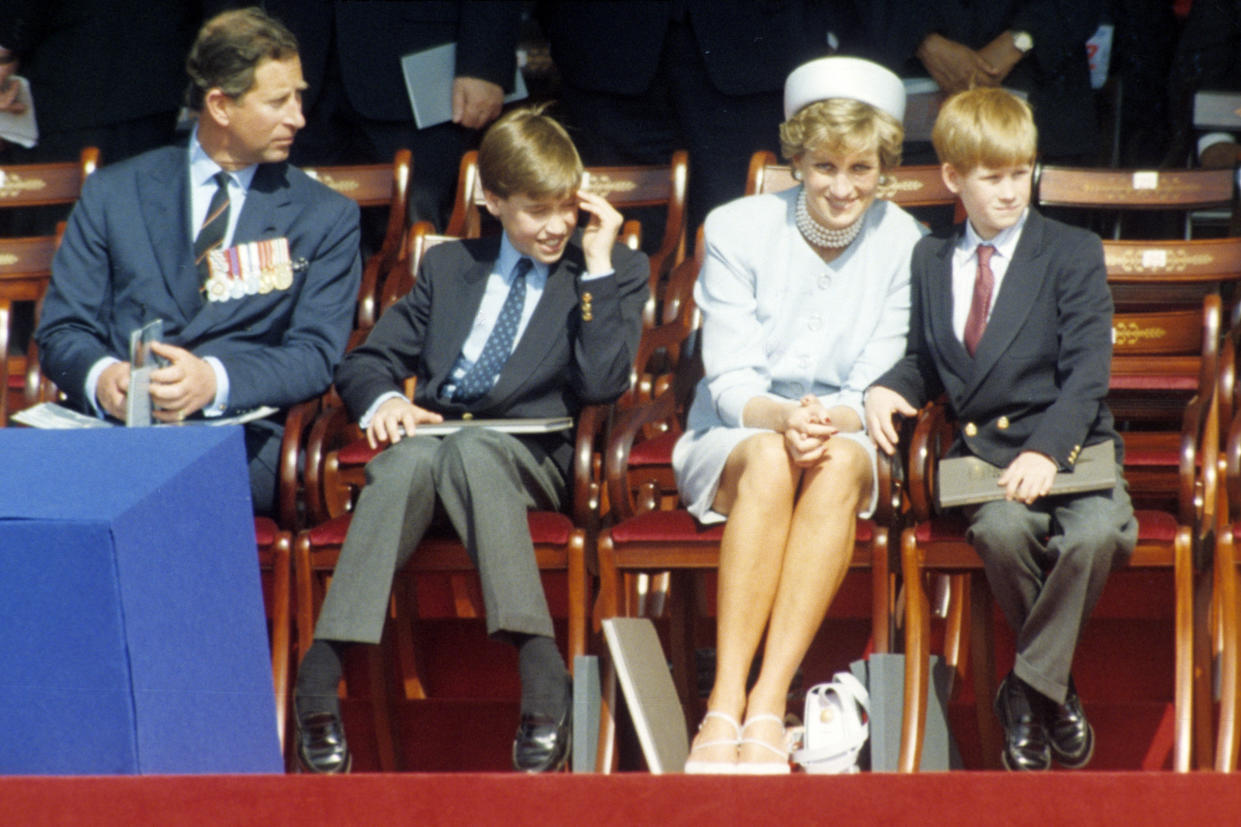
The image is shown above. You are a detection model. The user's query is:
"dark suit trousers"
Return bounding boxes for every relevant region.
[965,469,1138,704]
[314,428,568,645]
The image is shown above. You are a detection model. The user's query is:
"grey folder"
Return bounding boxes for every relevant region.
[601,618,689,774]
[400,42,528,129]
[936,440,1116,509]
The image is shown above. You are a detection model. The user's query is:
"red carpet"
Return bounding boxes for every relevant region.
[5,772,1239,826]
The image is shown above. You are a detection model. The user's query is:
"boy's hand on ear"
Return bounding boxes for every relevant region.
[577,189,621,275]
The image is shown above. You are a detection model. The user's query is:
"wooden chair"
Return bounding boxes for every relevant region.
[0,148,99,416]
[898,293,1222,773]
[590,384,903,772]
[292,402,601,771]
[744,149,966,228]
[304,148,412,331]
[254,516,293,757]
[1035,164,1238,240]
[1212,326,1241,772]
[443,149,690,325]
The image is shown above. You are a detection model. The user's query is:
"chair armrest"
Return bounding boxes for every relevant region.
[275,396,321,530]
[604,388,678,523]
[907,401,951,521]
[572,403,611,530]
[303,403,362,526]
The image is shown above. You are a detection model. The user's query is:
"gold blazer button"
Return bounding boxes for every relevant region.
[964,422,978,437]
[462,412,474,420]
[996,416,1010,430]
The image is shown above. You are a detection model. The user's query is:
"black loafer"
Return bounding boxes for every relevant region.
[994,673,1050,771]
[1044,678,1095,769]
[294,695,352,774]
[512,686,572,773]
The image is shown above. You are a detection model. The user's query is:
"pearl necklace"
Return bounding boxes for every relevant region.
[795,188,863,249]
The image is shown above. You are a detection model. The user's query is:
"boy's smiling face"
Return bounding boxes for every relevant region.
[942,162,1033,240]
[483,189,579,264]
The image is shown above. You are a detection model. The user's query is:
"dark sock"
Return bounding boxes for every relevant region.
[296,639,348,714]
[515,634,569,717]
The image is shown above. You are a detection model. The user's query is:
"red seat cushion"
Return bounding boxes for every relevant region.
[628,431,678,467]
[338,439,381,468]
[253,516,279,547]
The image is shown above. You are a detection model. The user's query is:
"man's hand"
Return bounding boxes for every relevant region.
[997,450,1057,504]
[915,33,999,93]
[976,31,1027,85]
[864,386,917,455]
[577,188,622,275]
[97,361,131,420]
[783,394,838,467]
[147,342,217,422]
[451,76,504,130]
[366,397,444,449]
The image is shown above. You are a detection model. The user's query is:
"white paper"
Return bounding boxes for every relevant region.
[0,76,38,148]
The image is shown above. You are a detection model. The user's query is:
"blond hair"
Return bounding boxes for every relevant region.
[478,103,583,199]
[779,98,904,172]
[931,87,1038,172]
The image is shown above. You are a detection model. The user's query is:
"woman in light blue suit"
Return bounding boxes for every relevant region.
[672,58,925,773]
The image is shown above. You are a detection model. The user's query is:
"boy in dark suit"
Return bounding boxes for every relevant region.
[293,105,648,774]
[864,87,1137,771]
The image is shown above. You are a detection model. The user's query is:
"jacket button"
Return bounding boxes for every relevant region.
[996,416,1009,430]
[964,422,978,437]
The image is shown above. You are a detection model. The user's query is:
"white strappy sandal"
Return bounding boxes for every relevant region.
[683,710,742,774]
[736,713,791,775]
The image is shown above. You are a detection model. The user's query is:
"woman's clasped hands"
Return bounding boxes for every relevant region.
[782,394,837,467]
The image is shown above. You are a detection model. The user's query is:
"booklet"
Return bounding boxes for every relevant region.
[398,416,574,437]
[14,402,279,430]
[400,42,528,129]
[936,440,1116,509]
[0,76,37,148]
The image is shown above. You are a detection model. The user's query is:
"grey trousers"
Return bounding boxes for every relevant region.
[965,468,1138,705]
[314,428,568,645]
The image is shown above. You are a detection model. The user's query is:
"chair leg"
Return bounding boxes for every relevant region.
[1193,560,1216,770]
[969,572,1001,770]
[1173,527,1195,772]
[1217,550,1240,770]
[942,574,969,698]
[666,569,700,730]
[899,528,929,772]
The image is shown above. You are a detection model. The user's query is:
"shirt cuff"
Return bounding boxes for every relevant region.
[85,356,121,418]
[1198,132,1236,160]
[359,391,408,430]
[581,269,614,281]
[203,356,229,417]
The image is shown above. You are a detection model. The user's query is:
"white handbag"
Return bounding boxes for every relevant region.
[792,671,870,773]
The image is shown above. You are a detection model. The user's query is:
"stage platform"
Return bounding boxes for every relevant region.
[6,771,1240,825]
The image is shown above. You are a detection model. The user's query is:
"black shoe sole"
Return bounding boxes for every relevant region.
[1051,721,1095,769]
[294,730,353,775]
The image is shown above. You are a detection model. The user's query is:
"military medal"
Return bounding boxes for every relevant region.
[203,237,295,302]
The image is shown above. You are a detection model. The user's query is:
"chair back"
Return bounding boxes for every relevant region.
[0,147,99,210]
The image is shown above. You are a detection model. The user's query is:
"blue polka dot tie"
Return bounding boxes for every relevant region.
[452,257,533,403]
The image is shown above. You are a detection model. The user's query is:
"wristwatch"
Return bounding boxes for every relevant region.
[1011,31,1034,54]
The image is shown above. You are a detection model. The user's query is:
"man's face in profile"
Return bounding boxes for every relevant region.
[221,55,307,166]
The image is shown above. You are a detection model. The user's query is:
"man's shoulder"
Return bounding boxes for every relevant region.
[270,163,359,212]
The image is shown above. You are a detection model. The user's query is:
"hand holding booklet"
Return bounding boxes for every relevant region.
[935,441,1116,509]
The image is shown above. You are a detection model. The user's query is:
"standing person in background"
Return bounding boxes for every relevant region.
[263,0,523,228]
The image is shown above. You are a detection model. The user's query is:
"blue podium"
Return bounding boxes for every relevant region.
[0,427,282,774]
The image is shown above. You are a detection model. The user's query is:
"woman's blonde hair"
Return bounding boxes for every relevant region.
[478,102,583,199]
[779,98,904,172]
[931,87,1038,172]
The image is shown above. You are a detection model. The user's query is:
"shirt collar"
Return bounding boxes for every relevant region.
[189,125,259,192]
[497,233,549,285]
[960,207,1029,260]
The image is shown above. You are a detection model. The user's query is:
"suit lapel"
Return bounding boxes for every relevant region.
[483,253,580,407]
[139,151,200,322]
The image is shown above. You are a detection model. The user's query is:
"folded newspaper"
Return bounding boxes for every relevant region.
[13,402,278,429]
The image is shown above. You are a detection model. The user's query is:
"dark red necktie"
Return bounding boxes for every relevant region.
[963,244,995,357]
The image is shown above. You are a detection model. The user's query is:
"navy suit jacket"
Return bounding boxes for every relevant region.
[36,144,362,416]
[335,233,648,477]
[873,209,1120,471]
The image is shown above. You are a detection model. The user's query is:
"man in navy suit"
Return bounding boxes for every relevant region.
[35,8,361,516]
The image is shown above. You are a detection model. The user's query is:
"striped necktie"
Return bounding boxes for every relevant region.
[194,171,231,283]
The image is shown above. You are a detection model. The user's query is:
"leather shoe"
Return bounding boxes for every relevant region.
[994,673,1050,771]
[294,694,352,774]
[512,683,572,773]
[1043,677,1094,769]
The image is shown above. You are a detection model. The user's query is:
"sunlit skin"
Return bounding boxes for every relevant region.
[364,186,625,448]
[793,145,882,232]
[866,159,1054,503]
